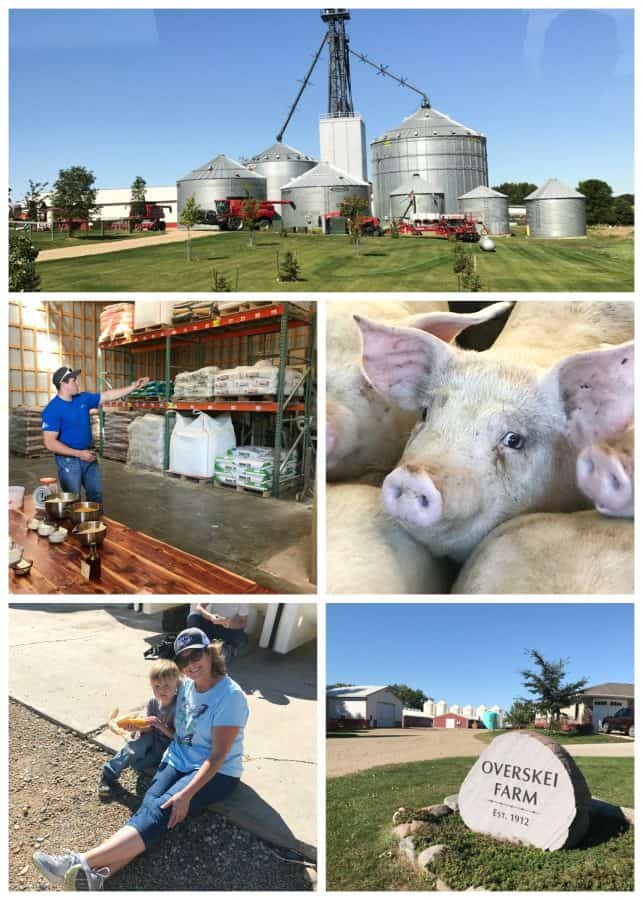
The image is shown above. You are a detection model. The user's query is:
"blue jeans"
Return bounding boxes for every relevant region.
[103,730,169,783]
[187,613,249,650]
[55,454,103,504]
[125,760,239,848]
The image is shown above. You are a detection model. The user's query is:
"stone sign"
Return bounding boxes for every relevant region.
[458,731,592,850]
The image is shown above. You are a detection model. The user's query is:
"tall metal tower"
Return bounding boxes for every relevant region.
[321,9,354,117]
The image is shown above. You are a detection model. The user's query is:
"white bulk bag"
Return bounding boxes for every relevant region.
[169,412,236,478]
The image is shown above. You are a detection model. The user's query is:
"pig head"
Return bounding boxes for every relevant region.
[357,315,634,561]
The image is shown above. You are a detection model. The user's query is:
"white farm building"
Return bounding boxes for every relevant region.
[327,685,403,728]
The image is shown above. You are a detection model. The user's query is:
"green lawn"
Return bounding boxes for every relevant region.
[326,756,633,891]
[12,228,163,251]
[475,728,632,745]
[34,229,634,292]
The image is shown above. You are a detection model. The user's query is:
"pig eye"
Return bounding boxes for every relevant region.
[501,431,525,450]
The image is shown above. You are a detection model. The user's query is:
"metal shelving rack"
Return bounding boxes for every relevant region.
[97,303,316,498]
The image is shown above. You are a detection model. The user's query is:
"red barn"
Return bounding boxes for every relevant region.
[433,712,477,729]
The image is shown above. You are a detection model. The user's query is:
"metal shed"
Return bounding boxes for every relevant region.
[326,685,403,728]
[525,178,587,238]
[459,185,510,235]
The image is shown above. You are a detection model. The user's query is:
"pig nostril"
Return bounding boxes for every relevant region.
[583,458,595,475]
[395,487,403,499]
[420,495,430,508]
[610,474,622,491]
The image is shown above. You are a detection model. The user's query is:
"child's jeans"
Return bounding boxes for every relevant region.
[103,730,169,782]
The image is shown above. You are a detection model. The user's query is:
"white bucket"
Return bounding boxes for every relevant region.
[9,486,25,510]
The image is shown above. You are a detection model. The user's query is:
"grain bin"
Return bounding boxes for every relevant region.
[525,178,587,238]
[435,699,448,716]
[389,173,444,220]
[371,104,488,221]
[177,154,266,219]
[280,161,370,231]
[459,185,510,235]
[243,141,317,203]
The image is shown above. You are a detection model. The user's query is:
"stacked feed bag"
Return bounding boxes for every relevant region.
[9,407,47,457]
[102,409,142,462]
[90,409,100,447]
[215,446,298,490]
[214,448,239,486]
[172,301,195,323]
[237,361,303,397]
[127,413,170,470]
[171,301,217,323]
[169,412,236,478]
[99,303,135,342]
[128,380,172,401]
[134,301,174,330]
[214,368,244,396]
[173,367,220,401]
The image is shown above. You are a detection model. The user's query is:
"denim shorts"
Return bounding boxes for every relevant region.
[125,761,239,848]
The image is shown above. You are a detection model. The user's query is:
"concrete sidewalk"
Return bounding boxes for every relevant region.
[8,604,317,860]
[36,229,215,262]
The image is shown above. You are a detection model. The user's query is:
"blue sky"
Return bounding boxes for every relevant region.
[326,604,634,710]
[9,8,633,199]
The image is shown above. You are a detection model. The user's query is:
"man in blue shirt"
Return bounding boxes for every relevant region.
[41,366,150,505]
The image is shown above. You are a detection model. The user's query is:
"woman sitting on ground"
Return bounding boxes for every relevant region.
[33,628,249,891]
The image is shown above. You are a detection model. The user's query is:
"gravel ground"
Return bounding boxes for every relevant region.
[9,701,314,891]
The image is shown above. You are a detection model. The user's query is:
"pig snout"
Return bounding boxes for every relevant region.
[382,466,443,529]
[577,444,633,518]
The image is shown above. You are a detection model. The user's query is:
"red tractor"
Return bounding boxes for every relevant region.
[206,198,294,231]
[398,214,482,242]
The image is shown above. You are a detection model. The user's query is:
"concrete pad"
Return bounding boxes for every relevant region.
[36,229,215,262]
[9,604,317,857]
[566,742,635,758]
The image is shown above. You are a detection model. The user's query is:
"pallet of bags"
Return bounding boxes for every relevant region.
[236,447,298,491]
[173,367,220,401]
[99,303,135,343]
[9,407,47,457]
[134,301,174,331]
[214,448,239,486]
[214,367,243,396]
[126,413,170,471]
[237,361,304,397]
[90,409,100,448]
[102,409,142,462]
[172,301,196,324]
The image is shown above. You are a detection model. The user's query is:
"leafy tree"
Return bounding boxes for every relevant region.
[389,218,400,238]
[340,194,370,255]
[613,194,634,226]
[50,166,97,235]
[577,179,614,225]
[179,194,201,261]
[505,699,536,729]
[387,683,428,711]
[491,182,538,205]
[241,195,262,248]
[24,180,49,222]
[520,649,588,733]
[130,176,147,219]
[9,230,40,291]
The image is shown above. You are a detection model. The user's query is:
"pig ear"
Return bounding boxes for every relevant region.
[542,341,634,447]
[354,315,454,410]
[401,301,513,343]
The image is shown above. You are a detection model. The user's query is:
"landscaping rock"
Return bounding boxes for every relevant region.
[443,794,459,811]
[621,807,635,826]
[398,835,417,865]
[417,844,447,869]
[393,823,413,839]
[421,803,452,819]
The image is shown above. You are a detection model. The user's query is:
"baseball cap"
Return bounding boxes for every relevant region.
[53,366,81,388]
[173,628,211,657]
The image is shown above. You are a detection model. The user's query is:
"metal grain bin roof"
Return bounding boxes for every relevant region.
[282,161,369,189]
[390,174,434,196]
[525,178,584,200]
[374,105,485,141]
[246,141,316,163]
[178,153,264,183]
[459,185,508,200]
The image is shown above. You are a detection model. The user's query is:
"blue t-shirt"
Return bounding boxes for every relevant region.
[164,676,248,776]
[41,392,101,450]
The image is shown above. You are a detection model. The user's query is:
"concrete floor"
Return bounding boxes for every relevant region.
[10,456,315,594]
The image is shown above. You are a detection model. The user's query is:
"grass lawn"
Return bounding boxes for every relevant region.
[326,756,633,891]
[13,229,163,251]
[475,728,632,745]
[35,229,634,292]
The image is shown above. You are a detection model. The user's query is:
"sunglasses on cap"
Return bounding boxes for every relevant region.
[176,648,206,668]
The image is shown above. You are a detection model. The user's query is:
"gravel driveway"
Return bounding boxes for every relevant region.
[10,701,314,891]
[327,728,485,777]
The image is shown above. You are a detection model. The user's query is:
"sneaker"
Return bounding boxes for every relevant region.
[32,849,84,886]
[63,862,110,892]
[98,775,115,799]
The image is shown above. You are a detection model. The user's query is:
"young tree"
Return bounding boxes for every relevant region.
[50,166,97,236]
[577,179,614,225]
[505,699,536,729]
[130,176,147,219]
[340,194,370,255]
[24,180,49,222]
[9,230,40,291]
[179,194,201,261]
[491,182,538,205]
[278,250,300,282]
[241,195,262,248]
[520,649,588,734]
[387,684,428,711]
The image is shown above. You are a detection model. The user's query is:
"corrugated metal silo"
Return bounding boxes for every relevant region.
[371,104,488,221]
[435,699,448,716]
[243,141,317,203]
[177,154,266,219]
[281,161,370,231]
[525,178,587,238]
[449,704,461,715]
[459,185,510,235]
[389,173,444,220]
[462,704,475,718]
[423,699,436,717]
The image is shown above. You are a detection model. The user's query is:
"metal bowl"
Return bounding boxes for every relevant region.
[44,493,79,520]
[74,521,107,547]
[68,502,102,525]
